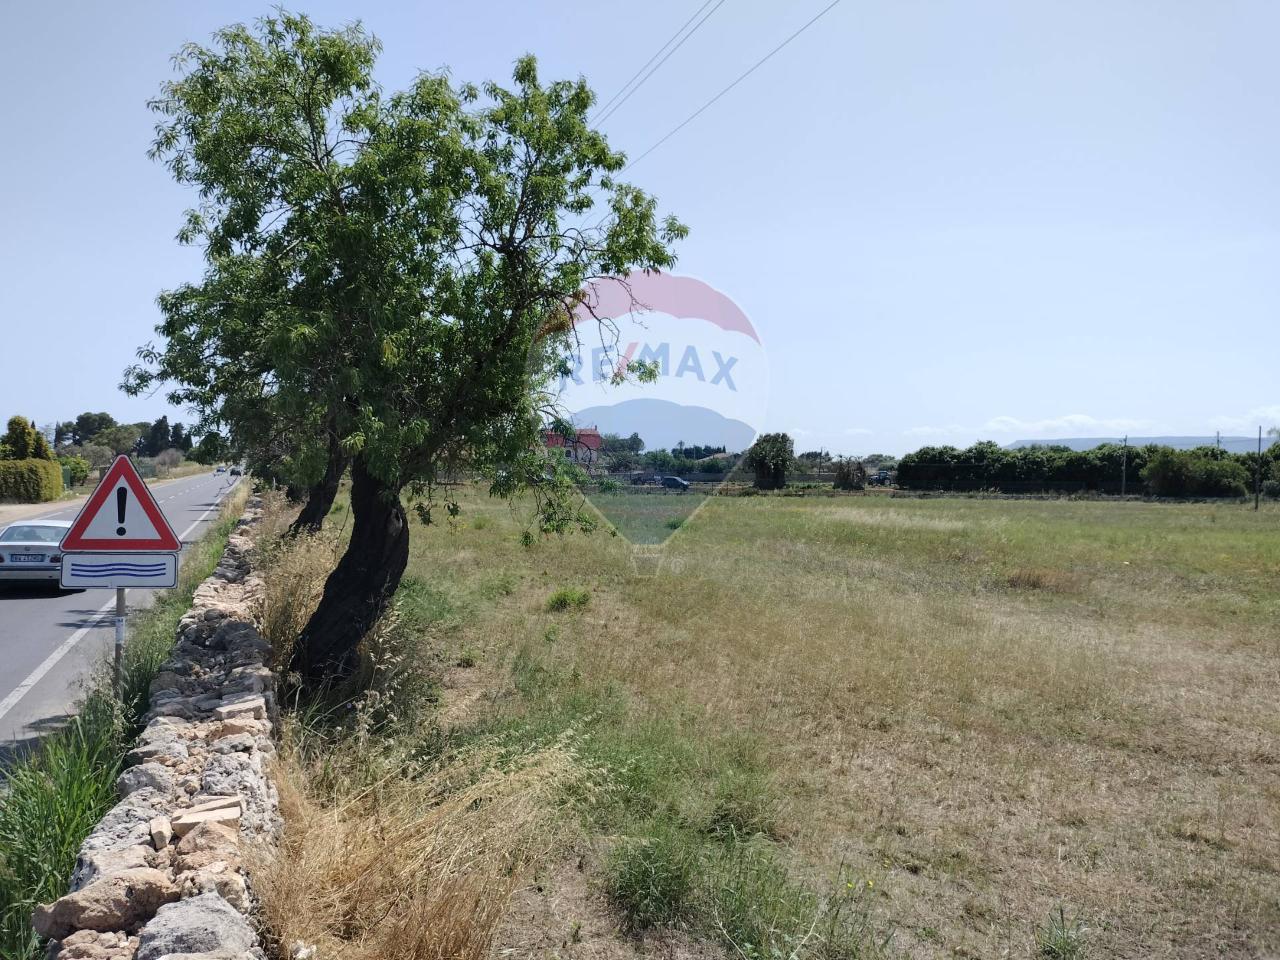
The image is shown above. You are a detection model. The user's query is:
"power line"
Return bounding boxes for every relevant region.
[593,0,728,128]
[623,0,842,173]
[591,0,719,123]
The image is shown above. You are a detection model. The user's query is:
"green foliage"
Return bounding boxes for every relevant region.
[896,440,1272,497]
[96,424,143,456]
[664,516,684,530]
[606,824,698,931]
[129,11,685,528]
[832,456,866,491]
[745,433,794,490]
[188,433,229,466]
[596,478,621,494]
[0,459,63,502]
[69,413,115,447]
[545,587,590,611]
[1141,448,1249,498]
[1,417,52,461]
[58,455,90,487]
[0,704,123,959]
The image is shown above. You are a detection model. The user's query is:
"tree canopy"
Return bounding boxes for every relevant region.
[128,12,685,681]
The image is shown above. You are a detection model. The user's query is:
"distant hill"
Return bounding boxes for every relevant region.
[1006,436,1273,455]
[570,398,755,453]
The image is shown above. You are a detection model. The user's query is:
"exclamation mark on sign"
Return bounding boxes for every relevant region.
[116,488,127,536]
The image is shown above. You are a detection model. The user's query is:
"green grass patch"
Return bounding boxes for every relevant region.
[545,587,589,612]
[463,648,887,957]
[0,487,247,960]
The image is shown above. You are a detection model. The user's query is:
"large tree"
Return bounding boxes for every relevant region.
[133,13,684,683]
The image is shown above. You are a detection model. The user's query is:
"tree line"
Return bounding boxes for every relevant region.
[896,440,1280,497]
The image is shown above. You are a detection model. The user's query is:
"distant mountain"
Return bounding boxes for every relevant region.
[1006,436,1273,455]
[570,398,755,452]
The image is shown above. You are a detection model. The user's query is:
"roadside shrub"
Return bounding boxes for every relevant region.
[58,455,90,487]
[597,478,621,494]
[0,459,63,502]
[664,517,684,530]
[546,587,590,611]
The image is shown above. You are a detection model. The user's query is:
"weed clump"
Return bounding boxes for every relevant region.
[605,825,698,931]
[546,587,590,612]
[1036,906,1088,959]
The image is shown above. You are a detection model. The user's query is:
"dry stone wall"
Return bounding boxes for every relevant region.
[34,496,279,960]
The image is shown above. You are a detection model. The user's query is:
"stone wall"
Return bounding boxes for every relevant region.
[34,496,279,960]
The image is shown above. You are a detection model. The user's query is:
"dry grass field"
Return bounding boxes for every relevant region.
[259,488,1280,960]
[415,490,1278,957]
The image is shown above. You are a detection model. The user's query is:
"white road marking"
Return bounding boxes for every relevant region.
[0,596,116,724]
[0,477,239,726]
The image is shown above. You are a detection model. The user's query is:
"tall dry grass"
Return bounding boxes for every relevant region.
[253,529,340,670]
[252,730,593,960]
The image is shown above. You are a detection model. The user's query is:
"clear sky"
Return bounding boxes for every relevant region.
[2,1,1276,455]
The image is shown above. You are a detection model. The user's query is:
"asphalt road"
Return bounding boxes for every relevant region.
[0,472,241,757]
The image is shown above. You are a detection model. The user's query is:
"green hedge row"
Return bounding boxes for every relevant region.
[0,459,64,502]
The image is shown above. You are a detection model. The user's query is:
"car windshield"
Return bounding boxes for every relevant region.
[0,525,65,544]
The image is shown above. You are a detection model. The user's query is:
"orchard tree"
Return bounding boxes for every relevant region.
[134,13,684,683]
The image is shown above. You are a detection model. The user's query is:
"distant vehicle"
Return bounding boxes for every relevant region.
[0,520,72,585]
[869,470,893,486]
[659,476,690,492]
[229,466,243,476]
[215,466,227,474]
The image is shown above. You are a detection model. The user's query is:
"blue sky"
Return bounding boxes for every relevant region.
[1,1,1276,455]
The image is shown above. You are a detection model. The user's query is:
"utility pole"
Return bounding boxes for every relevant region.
[1216,430,1221,450]
[1256,426,1263,511]
[1120,435,1128,497]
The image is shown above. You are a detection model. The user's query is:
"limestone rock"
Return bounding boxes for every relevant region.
[45,929,139,960]
[134,893,257,960]
[213,696,266,721]
[69,845,155,893]
[172,798,242,838]
[149,818,173,850]
[174,821,240,873]
[33,867,178,939]
[117,763,174,798]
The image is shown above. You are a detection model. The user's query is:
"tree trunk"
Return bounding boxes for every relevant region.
[287,450,347,537]
[291,458,408,685]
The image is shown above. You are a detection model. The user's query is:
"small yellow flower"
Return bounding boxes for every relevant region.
[866,879,874,889]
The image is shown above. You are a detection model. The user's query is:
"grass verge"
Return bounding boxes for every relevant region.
[0,482,248,959]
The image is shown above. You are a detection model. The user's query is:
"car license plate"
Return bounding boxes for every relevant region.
[10,554,44,563]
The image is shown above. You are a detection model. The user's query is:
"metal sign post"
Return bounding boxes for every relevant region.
[115,588,126,696]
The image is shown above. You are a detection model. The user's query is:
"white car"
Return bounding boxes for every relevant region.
[0,520,71,584]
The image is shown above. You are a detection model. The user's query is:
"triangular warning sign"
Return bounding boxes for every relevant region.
[61,455,182,552]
